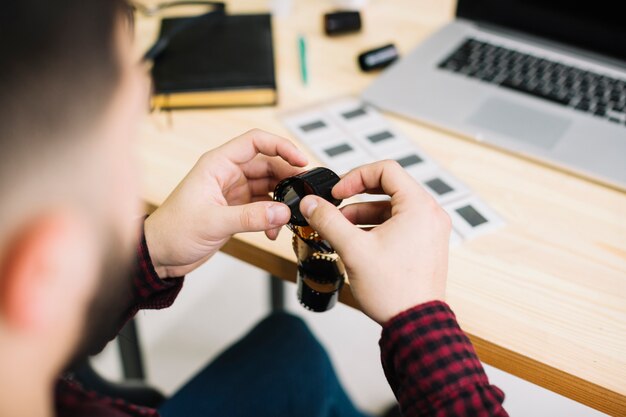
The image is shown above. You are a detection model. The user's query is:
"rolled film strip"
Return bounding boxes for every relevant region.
[291,227,346,312]
[273,167,346,312]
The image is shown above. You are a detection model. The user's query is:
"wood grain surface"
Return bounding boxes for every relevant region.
[135,1,626,414]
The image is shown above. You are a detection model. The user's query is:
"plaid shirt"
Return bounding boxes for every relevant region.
[55,231,507,417]
[381,302,507,416]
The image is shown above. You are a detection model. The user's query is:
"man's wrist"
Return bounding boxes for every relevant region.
[143,215,171,279]
[378,297,446,327]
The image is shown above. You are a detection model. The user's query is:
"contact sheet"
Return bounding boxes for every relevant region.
[282,97,505,244]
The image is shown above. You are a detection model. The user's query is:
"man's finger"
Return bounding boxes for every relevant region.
[216,201,291,236]
[332,160,427,203]
[300,195,364,253]
[248,177,277,196]
[265,226,282,241]
[241,154,306,182]
[217,129,308,167]
[340,201,392,225]
[251,195,273,203]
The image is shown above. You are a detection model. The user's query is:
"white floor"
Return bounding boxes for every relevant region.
[93,252,606,417]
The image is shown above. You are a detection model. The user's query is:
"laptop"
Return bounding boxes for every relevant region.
[362,0,626,191]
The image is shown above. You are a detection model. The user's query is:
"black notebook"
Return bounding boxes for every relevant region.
[151,14,276,109]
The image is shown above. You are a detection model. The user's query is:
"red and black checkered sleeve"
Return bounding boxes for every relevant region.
[133,219,184,311]
[380,301,508,417]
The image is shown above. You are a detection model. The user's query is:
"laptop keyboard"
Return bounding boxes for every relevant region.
[438,38,626,126]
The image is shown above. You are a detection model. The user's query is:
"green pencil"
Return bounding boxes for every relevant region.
[298,34,308,85]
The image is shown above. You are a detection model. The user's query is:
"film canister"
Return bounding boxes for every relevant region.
[273,167,342,226]
[274,167,347,313]
[324,11,362,36]
[358,43,399,72]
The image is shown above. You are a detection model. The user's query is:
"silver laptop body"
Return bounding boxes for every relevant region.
[363,2,626,190]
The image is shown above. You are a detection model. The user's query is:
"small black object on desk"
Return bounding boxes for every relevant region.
[358,43,399,72]
[324,11,362,36]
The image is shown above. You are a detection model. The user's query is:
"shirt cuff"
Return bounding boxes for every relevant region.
[134,217,184,310]
[380,301,493,411]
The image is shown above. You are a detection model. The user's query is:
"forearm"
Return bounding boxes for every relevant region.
[380,301,508,417]
[132,219,184,310]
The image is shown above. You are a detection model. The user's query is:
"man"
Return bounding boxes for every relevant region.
[0,1,507,416]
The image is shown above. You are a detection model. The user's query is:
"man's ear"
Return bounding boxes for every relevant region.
[0,213,93,333]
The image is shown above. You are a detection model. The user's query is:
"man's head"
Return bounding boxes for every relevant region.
[0,0,148,394]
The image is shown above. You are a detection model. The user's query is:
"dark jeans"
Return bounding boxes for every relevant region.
[159,312,369,417]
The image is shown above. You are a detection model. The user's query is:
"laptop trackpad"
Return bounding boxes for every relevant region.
[466,98,571,149]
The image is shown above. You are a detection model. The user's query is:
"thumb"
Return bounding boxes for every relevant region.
[300,195,362,253]
[217,202,291,236]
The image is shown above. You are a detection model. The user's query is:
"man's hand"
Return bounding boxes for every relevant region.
[299,160,450,325]
[144,129,308,278]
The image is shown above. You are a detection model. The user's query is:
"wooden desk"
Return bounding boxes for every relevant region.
[134,1,626,414]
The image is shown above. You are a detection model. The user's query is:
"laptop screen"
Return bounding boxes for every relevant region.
[457,0,626,63]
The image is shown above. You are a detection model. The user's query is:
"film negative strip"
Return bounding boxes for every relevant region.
[443,196,504,239]
[291,227,346,312]
[274,167,346,312]
[281,97,506,245]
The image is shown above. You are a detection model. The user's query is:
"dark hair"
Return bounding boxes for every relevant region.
[0,0,134,259]
[0,0,131,143]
